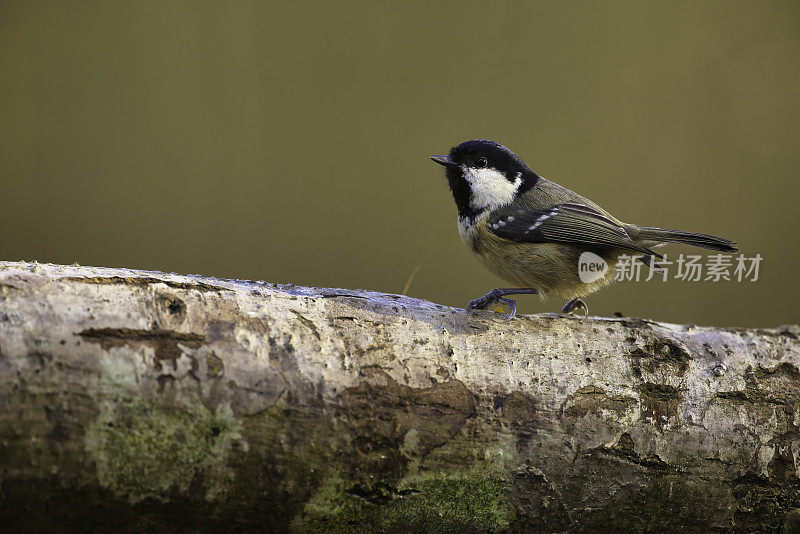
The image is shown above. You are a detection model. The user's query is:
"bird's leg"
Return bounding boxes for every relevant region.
[467,288,538,320]
[561,297,589,317]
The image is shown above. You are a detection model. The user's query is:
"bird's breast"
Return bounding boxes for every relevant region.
[457,214,619,298]
[457,213,486,252]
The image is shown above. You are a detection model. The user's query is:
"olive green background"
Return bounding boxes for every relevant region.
[1,1,798,327]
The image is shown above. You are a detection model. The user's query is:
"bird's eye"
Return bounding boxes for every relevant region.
[475,157,488,168]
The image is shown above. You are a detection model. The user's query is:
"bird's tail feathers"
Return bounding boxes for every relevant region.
[634,226,738,253]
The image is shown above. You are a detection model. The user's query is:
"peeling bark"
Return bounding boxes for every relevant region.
[0,261,799,533]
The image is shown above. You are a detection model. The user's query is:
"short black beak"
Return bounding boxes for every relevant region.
[430,154,455,167]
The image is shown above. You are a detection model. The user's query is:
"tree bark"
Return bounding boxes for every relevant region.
[1,261,799,533]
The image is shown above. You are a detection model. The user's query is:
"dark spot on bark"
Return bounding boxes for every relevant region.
[768,445,797,483]
[322,293,368,300]
[718,363,800,409]
[206,352,224,378]
[615,432,636,454]
[779,326,799,340]
[206,319,235,341]
[783,509,800,534]
[715,390,767,404]
[562,385,637,420]
[630,357,643,380]
[637,383,682,431]
[499,391,537,424]
[327,378,479,499]
[619,318,653,328]
[268,338,298,372]
[744,365,760,388]
[157,374,176,392]
[65,276,230,292]
[44,406,69,444]
[756,362,800,381]
[731,472,794,532]
[345,481,404,505]
[589,433,673,472]
[78,328,204,370]
[338,369,476,482]
[156,294,186,322]
[638,383,681,401]
[31,351,51,371]
[290,311,321,341]
[493,395,505,411]
[627,338,692,376]
[507,466,571,531]
[702,342,717,357]
[0,312,24,326]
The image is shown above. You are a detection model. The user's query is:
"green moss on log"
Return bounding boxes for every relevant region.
[292,473,515,533]
[85,399,242,501]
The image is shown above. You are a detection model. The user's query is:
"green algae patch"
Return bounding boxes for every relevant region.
[292,473,515,533]
[85,399,242,502]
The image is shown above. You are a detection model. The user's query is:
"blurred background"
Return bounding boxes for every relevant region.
[1,1,798,327]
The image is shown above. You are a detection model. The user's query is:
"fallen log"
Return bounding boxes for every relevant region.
[0,261,798,532]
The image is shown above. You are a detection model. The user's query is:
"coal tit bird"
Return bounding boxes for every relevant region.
[431,139,738,319]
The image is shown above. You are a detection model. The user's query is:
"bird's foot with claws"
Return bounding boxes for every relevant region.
[467,288,538,320]
[561,297,589,317]
[468,291,517,320]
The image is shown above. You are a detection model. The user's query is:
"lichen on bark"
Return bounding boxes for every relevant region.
[85,399,242,501]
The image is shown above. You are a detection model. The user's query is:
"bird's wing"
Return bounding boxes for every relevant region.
[486,202,660,257]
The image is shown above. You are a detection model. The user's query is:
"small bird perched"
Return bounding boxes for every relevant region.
[431,139,738,319]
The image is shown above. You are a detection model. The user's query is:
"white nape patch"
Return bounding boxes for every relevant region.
[463,166,522,211]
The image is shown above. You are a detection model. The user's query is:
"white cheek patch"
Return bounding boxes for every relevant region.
[464,167,522,211]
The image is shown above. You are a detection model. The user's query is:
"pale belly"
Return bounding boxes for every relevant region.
[460,218,620,300]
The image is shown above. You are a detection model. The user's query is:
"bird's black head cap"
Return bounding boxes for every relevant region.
[431,139,539,218]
